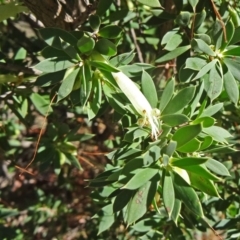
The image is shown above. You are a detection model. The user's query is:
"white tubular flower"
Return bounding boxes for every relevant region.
[112,71,160,140]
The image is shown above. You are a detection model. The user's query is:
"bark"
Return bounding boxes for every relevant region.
[22,0,98,30]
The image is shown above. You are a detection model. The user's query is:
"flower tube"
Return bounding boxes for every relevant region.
[112,71,160,140]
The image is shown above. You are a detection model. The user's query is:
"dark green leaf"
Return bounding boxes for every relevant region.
[35,70,65,87]
[163,171,175,216]
[171,157,208,167]
[171,199,182,225]
[161,114,189,127]
[136,0,162,8]
[223,68,239,104]
[205,159,230,176]
[123,167,159,190]
[141,70,158,108]
[89,15,101,30]
[34,57,76,73]
[99,25,122,39]
[188,172,220,197]
[95,39,117,56]
[203,126,232,143]
[125,178,158,225]
[223,57,240,81]
[172,124,202,148]
[162,86,195,115]
[192,59,217,80]
[96,0,113,16]
[159,78,175,112]
[191,38,216,56]
[57,67,79,102]
[177,138,201,153]
[185,57,207,71]
[30,93,52,116]
[172,172,204,217]
[77,35,95,53]
[39,28,78,47]
[204,62,223,100]
[156,46,191,63]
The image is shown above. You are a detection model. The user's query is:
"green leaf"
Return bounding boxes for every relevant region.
[163,171,175,216]
[192,116,215,128]
[98,204,115,235]
[199,136,213,150]
[194,33,211,45]
[30,93,52,116]
[190,81,204,116]
[123,167,159,190]
[87,74,102,120]
[229,26,240,45]
[57,67,80,102]
[162,86,195,115]
[113,189,134,213]
[194,10,206,30]
[203,126,232,143]
[178,64,196,82]
[156,45,191,63]
[97,0,113,16]
[95,39,117,56]
[171,157,208,167]
[99,25,122,39]
[34,57,76,73]
[204,62,223,100]
[0,3,28,22]
[41,46,69,59]
[223,57,240,81]
[161,114,189,127]
[172,172,204,217]
[188,0,198,10]
[136,0,162,8]
[172,124,202,148]
[164,33,183,51]
[143,145,161,165]
[205,159,230,176]
[164,141,177,157]
[64,153,82,170]
[80,62,92,106]
[176,11,191,27]
[220,20,235,50]
[188,172,220,197]
[159,78,175,112]
[141,70,158,108]
[182,164,221,181]
[191,38,216,56]
[223,68,239,104]
[192,59,217,80]
[89,15,101,30]
[177,138,201,153]
[91,61,119,72]
[110,50,135,67]
[171,199,182,225]
[223,46,240,57]
[185,57,207,71]
[35,70,65,87]
[200,103,223,117]
[77,35,95,53]
[125,178,158,225]
[39,28,78,47]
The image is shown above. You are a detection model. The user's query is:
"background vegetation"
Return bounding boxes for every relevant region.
[0,0,240,239]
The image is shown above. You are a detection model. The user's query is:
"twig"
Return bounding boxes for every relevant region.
[16,93,57,175]
[209,0,227,42]
[130,28,144,63]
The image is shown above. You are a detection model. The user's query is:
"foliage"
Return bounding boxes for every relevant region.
[1,0,240,239]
